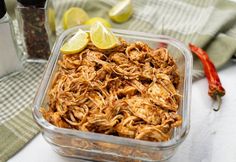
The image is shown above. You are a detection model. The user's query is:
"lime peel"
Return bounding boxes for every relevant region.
[63,7,89,29]
[90,22,119,49]
[109,0,133,23]
[60,29,89,55]
[85,17,112,28]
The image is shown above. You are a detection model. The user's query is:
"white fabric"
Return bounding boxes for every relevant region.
[8,63,236,162]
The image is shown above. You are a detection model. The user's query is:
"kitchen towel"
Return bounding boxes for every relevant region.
[1,0,236,161]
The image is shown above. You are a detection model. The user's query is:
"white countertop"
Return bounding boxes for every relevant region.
[9,63,236,162]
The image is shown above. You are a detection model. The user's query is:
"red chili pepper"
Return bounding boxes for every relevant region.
[157,42,167,49]
[189,43,225,111]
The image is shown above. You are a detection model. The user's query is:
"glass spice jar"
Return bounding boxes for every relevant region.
[16,0,56,62]
[0,0,22,79]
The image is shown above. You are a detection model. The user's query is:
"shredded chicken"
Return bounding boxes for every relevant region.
[41,38,182,142]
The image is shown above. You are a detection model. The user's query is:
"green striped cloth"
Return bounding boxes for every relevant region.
[1,0,236,161]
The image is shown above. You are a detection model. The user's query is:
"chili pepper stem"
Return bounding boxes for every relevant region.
[213,95,222,111]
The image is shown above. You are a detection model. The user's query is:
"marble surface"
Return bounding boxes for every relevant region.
[9,63,236,162]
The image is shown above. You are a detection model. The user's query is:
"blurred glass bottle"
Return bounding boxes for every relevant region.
[16,0,56,62]
[0,0,22,79]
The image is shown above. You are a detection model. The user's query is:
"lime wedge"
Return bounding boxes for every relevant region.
[109,0,133,23]
[60,29,89,54]
[85,17,111,28]
[63,7,89,29]
[48,8,56,33]
[90,22,119,49]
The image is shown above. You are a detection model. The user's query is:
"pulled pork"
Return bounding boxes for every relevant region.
[41,39,182,142]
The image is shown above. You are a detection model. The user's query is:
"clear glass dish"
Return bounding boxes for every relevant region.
[32,26,192,162]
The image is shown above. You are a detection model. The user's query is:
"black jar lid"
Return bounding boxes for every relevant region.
[0,0,6,19]
[17,0,46,7]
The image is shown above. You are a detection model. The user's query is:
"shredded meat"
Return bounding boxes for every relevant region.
[41,38,182,142]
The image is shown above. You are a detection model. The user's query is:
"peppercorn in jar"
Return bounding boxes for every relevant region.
[16,0,56,62]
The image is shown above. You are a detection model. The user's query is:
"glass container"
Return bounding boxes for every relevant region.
[0,0,22,80]
[33,26,192,162]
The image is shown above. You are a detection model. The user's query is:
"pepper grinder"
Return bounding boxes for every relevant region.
[0,0,22,79]
[16,0,56,62]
